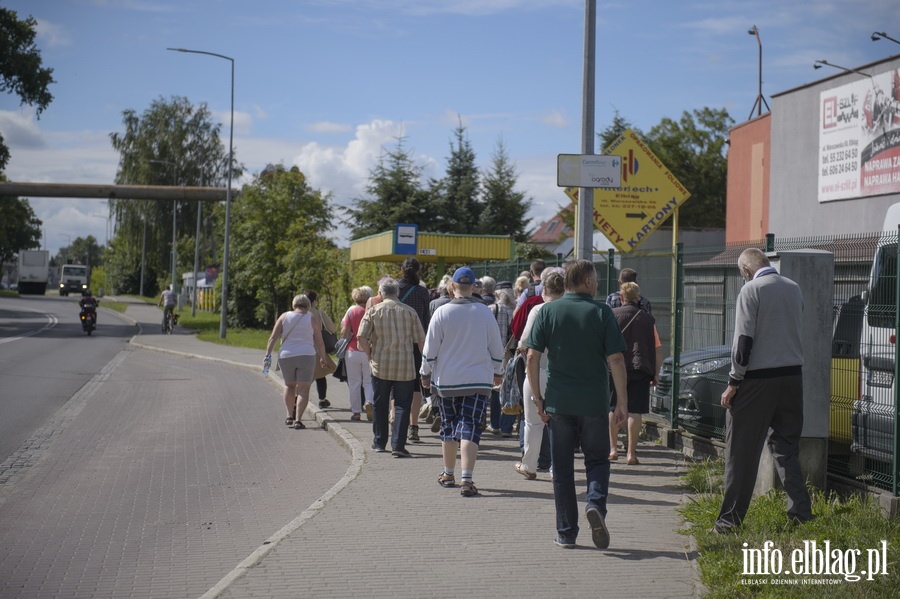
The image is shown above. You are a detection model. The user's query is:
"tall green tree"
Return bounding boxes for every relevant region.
[54,235,104,268]
[432,120,481,233]
[0,7,55,172]
[107,95,240,294]
[345,137,434,239]
[478,137,532,241]
[644,107,732,228]
[0,191,41,266]
[229,164,334,327]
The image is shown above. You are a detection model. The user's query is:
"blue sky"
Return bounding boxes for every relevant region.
[2,0,900,257]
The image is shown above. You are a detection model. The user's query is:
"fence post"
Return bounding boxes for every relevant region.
[894,226,900,496]
[670,242,684,428]
[606,248,616,298]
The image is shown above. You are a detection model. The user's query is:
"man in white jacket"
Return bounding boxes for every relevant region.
[421,266,505,497]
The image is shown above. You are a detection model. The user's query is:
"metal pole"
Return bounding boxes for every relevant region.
[166,47,235,339]
[893,225,900,495]
[576,0,596,261]
[757,33,763,117]
[192,202,201,317]
[140,218,146,296]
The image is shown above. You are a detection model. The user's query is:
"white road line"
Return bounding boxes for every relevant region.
[0,307,58,345]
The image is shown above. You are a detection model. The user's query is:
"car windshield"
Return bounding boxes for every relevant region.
[868,243,896,329]
[63,267,87,277]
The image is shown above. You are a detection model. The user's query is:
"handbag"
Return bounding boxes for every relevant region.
[334,337,350,360]
[315,354,337,379]
[500,352,524,415]
[321,327,338,354]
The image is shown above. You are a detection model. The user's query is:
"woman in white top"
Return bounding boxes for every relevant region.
[265,294,328,429]
[515,268,565,479]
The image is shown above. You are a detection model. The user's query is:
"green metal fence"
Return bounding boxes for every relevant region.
[474,232,899,493]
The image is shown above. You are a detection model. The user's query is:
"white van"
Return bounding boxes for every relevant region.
[855,203,900,468]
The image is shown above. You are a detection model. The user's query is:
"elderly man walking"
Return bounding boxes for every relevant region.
[526,259,629,549]
[421,267,505,497]
[714,248,813,532]
[358,277,426,458]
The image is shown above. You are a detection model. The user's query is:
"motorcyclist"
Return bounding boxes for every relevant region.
[79,289,99,324]
[158,284,176,331]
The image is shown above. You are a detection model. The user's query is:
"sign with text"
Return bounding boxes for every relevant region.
[818,68,900,202]
[393,223,418,255]
[593,129,691,253]
[557,154,622,188]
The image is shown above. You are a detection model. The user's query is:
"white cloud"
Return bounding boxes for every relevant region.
[0,109,46,149]
[540,109,568,128]
[212,109,254,136]
[34,19,70,47]
[307,121,353,133]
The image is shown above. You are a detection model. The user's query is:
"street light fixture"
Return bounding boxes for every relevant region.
[747,25,770,119]
[872,31,900,45]
[813,59,874,78]
[167,47,234,339]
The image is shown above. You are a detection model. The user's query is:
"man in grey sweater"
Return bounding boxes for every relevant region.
[714,248,813,533]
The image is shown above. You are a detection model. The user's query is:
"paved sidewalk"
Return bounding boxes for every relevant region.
[120,298,703,598]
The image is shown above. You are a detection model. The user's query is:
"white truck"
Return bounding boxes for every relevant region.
[58,264,89,296]
[16,250,49,295]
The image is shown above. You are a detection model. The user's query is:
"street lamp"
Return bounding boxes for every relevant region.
[872,31,900,45]
[747,25,770,119]
[813,59,874,78]
[167,47,234,339]
[148,159,178,294]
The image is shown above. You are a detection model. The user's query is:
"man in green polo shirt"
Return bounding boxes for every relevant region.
[526,259,629,550]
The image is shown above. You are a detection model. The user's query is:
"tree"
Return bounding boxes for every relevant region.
[229,164,334,327]
[344,137,434,239]
[0,193,41,266]
[644,107,733,228]
[431,120,482,233]
[0,7,55,172]
[598,109,642,154]
[478,137,532,241]
[54,236,104,268]
[106,95,241,294]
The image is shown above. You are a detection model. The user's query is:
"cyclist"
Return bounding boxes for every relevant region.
[158,285,176,332]
[79,289,99,324]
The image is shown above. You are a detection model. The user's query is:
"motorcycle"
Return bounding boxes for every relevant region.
[80,308,96,336]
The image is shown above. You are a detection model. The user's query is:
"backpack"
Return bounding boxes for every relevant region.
[500,352,524,415]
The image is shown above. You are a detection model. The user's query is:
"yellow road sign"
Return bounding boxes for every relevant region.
[593,129,691,253]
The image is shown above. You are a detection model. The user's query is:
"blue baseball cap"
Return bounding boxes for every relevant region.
[452,267,476,284]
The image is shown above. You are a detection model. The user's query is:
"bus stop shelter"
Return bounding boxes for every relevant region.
[349,230,515,274]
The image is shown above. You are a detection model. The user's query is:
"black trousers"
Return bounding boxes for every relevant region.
[716,373,812,528]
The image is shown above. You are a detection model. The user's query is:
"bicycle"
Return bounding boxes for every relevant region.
[163,310,177,335]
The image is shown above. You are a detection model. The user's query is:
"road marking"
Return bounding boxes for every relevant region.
[0,307,58,345]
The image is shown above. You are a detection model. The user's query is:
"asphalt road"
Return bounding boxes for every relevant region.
[0,294,135,461]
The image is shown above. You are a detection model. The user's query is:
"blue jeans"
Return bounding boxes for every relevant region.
[547,413,611,542]
[489,389,516,433]
[372,376,414,451]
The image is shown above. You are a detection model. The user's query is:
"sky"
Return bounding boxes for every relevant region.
[3,0,900,259]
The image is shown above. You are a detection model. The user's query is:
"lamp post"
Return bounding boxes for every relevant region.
[149,159,178,293]
[872,31,900,45]
[747,25,770,119]
[167,47,234,339]
[140,214,147,296]
[813,59,874,79]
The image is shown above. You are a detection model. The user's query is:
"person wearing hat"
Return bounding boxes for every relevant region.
[421,266,505,497]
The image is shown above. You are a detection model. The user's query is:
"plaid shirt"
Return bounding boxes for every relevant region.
[398,278,431,331]
[358,298,425,381]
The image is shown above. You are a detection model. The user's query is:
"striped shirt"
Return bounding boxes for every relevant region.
[358,298,425,381]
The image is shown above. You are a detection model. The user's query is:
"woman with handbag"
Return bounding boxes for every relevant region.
[307,290,338,409]
[265,293,328,429]
[340,287,373,421]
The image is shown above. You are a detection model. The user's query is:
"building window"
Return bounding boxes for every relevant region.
[546,221,558,234]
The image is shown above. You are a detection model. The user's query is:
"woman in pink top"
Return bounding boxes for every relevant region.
[341,287,374,421]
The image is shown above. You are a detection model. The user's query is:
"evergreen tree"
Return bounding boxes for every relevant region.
[345,137,434,239]
[478,137,532,241]
[432,120,481,233]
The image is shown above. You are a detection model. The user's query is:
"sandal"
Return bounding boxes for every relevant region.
[460,481,479,497]
[285,417,294,426]
[515,462,537,480]
[608,453,619,461]
[437,472,456,488]
[627,456,640,465]
[294,420,306,430]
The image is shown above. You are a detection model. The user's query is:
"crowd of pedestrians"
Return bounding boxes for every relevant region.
[261,259,690,550]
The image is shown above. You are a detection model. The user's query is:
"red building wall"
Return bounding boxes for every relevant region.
[726,114,771,243]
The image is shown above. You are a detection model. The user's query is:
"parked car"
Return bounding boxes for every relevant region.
[650,345,730,438]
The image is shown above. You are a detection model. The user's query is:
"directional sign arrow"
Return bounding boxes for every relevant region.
[626,211,648,219]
